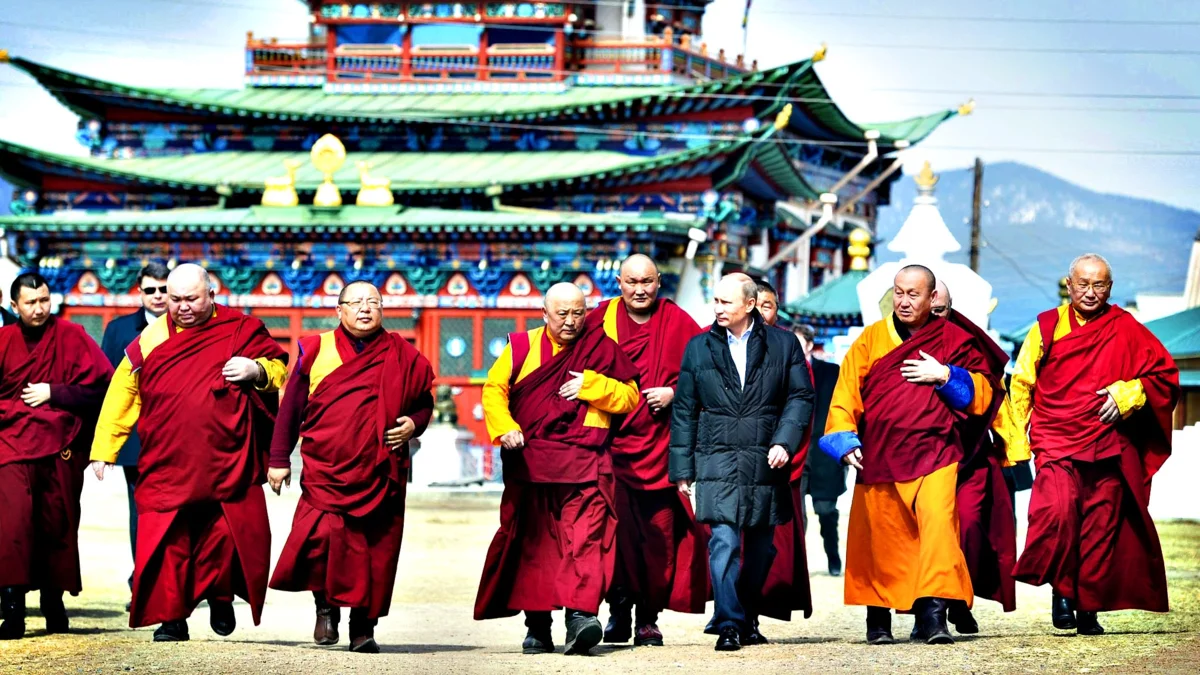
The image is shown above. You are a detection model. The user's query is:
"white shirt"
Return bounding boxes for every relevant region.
[144,310,159,326]
[726,322,753,389]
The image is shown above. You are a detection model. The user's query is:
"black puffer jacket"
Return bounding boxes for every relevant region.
[669,312,814,528]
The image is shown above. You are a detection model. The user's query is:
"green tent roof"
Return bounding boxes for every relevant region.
[5,55,960,146]
[1144,305,1200,360]
[785,269,867,319]
[0,205,694,237]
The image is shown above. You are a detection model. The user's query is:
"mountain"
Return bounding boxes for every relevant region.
[874,161,1199,333]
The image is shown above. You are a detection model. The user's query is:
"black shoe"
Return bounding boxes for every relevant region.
[522,611,554,654]
[0,587,25,640]
[40,590,69,634]
[715,626,741,651]
[745,623,769,645]
[828,556,843,577]
[124,601,132,613]
[208,599,235,637]
[153,620,190,642]
[1052,592,1077,630]
[603,600,632,643]
[1076,611,1104,636]
[866,606,894,645]
[564,610,603,656]
[914,598,954,645]
[948,600,979,635]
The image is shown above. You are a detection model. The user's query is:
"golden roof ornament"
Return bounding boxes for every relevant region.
[0,49,10,64]
[773,103,793,131]
[355,161,394,207]
[310,134,346,208]
[848,227,871,271]
[261,159,301,207]
[812,42,827,63]
[958,98,976,116]
[914,160,938,195]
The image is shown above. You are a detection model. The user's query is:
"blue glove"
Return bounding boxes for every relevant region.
[936,365,975,411]
[818,431,862,464]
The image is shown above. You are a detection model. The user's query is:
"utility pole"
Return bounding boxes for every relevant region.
[969,157,983,272]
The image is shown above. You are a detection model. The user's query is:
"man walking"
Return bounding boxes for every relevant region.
[670,273,814,651]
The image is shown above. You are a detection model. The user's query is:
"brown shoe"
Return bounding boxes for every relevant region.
[349,635,380,653]
[314,605,341,646]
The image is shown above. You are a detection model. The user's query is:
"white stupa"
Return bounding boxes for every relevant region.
[856,162,996,330]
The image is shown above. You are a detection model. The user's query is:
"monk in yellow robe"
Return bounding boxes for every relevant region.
[820,265,1001,645]
[474,282,641,656]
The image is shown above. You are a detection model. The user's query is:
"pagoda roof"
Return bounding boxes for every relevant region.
[785,269,867,319]
[5,55,960,147]
[1144,305,1200,360]
[0,128,819,200]
[0,204,694,238]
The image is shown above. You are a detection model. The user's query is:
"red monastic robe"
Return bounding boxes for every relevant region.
[1013,306,1179,612]
[584,298,709,615]
[0,317,112,593]
[474,325,640,619]
[126,308,285,627]
[269,329,434,618]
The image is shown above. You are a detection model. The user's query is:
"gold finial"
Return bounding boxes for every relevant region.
[355,161,394,207]
[310,134,346,208]
[915,161,938,191]
[261,159,301,207]
[0,49,9,63]
[773,103,793,131]
[958,98,976,116]
[811,42,827,63]
[988,297,999,314]
[848,228,871,271]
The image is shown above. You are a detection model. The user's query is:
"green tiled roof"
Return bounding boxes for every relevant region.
[0,205,694,237]
[785,269,867,318]
[1179,370,1200,388]
[1144,306,1200,360]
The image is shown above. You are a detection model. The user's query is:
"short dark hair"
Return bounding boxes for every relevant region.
[793,324,816,343]
[10,272,49,302]
[897,264,936,292]
[755,279,778,298]
[137,262,170,284]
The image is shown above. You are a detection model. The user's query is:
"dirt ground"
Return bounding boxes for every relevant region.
[2,475,1198,674]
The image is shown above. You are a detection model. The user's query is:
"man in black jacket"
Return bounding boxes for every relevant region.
[669,273,814,652]
[794,324,846,576]
[97,262,169,610]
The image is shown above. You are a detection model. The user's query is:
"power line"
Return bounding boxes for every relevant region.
[980,236,1060,304]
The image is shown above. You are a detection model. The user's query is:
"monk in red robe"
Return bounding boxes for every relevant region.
[580,254,707,647]
[475,282,640,656]
[267,281,435,654]
[90,263,287,642]
[925,281,1017,636]
[1007,254,1180,636]
[0,273,112,640]
[821,265,1001,646]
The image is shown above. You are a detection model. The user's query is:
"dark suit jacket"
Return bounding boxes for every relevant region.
[0,307,16,326]
[100,309,150,466]
[803,357,847,500]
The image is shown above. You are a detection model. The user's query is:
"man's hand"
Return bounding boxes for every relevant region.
[901,351,950,385]
[499,430,525,451]
[676,480,693,496]
[222,357,264,384]
[767,444,789,469]
[1097,390,1121,424]
[90,461,114,481]
[20,383,51,408]
[559,371,585,401]
[842,448,864,471]
[386,416,416,448]
[267,467,291,495]
[642,387,675,413]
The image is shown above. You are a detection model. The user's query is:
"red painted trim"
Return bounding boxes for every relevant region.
[595,177,713,194]
[325,26,337,84]
[648,105,757,124]
[41,177,129,192]
[102,108,212,123]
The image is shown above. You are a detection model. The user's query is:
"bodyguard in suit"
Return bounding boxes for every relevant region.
[794,324,846,576]
[98,262,169,609]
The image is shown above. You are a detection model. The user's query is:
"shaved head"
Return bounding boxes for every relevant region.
[543,282,587,344]
[931,279,952,318]
[897,264,936,293]
[618,253,661,319]
[337,281,383,338]
[167,263,215,328]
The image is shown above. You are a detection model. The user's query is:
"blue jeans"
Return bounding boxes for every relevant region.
[707,523,776,635]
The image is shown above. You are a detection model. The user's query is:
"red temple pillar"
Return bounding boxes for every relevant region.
[401,27,413,80]
[478,28,489,80]
[325,25,337,83]
[554,28,566,80]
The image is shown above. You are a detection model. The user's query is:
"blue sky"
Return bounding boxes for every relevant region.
[2,0,1199,210]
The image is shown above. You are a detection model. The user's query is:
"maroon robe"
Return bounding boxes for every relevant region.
[1013,305,1179,612]
[269,329,434,618]
[126,306,285,627]
[584,298,709,615]
[946,310,1016,612]
[0,317,112,593]
[474,325,639,619]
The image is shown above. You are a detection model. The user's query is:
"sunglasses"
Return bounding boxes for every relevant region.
[141,285,167,295]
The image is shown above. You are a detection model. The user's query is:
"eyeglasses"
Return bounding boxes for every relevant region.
[141,285,167,295]
[340,299,382,310]
[931,306,949,316]
[1071,281,1112,294]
